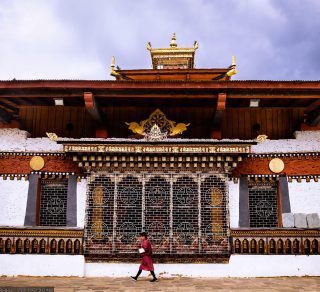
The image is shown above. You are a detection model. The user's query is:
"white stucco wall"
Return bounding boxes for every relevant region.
[252,130,320,153]
[0,128,63,152]
[1,255,319,277]
[77,179,87,228]
[288,181,320,214]
[0,179,29,226]
[228,181,239,228]
[0,255,84,277]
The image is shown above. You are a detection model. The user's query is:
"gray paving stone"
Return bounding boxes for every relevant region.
[282,213,294,228]
[294,213,307,228]
[306,213,320,228]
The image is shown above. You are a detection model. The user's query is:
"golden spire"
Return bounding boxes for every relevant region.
[110,56,119,77]
[226,55,237,77]
[170,33,177,48]
[232,55,236,66]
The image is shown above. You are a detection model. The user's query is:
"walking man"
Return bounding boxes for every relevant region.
[131,232,158,282]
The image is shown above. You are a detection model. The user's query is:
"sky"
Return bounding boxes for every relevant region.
[0,0,319,80]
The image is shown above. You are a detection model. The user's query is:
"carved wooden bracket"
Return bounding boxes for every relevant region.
[84,92,108,138]
[211,93,227,139]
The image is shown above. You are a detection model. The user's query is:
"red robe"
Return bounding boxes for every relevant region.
[139,239,154,271]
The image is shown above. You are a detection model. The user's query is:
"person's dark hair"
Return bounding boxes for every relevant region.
[140,232,148,238]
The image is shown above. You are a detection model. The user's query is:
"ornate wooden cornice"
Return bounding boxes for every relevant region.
[0,227,84,238]
[231,228,320,237]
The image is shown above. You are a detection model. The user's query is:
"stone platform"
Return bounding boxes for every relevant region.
[0,276,319,292]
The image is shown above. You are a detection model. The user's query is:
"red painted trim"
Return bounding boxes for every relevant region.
[0,155,81,175]
[232,155,320,176]
[0,80,320,90]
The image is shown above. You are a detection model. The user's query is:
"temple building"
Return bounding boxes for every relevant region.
[0,35,319,277]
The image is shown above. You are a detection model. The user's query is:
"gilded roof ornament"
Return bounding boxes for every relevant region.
[256,134,268,143]
[110,56,119,77]
[46,132,59,141]
[126,109,190,139]
[170,32,177,48]
[226,55,237,77]
[148,34,198,69]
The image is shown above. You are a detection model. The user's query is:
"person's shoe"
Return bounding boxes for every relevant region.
[130,276,137,281]
[150,278,158,282]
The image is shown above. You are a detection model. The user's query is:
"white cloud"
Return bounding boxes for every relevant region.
[0,0,319,80]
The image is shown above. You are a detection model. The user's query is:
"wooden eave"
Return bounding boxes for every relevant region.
[0,80,319,109]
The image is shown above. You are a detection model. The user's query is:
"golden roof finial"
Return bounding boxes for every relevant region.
[232,55,236,66]
[226,55,237,77]
[110,56,119,77]
[170,32,177,48]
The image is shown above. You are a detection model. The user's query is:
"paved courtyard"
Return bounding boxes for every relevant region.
[0,276,319,292]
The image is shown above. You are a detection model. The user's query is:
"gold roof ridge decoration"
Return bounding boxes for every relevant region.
[256,134,268,143]
[46,132,59,141]
[147,33,198,69]
[126,109,190,138]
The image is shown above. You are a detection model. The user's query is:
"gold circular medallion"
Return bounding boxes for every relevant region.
[29,156,45,171]
[269,158,284,173]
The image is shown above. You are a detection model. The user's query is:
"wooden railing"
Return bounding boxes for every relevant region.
[0,227,84,255]
[230,228,320,255]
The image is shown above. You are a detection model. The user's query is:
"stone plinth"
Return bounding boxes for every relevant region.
[294,213,307,228]
[306,213,320,228]
[282,213,294,228]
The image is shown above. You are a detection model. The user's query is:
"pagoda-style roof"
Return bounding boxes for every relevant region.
[147,33,198,70]
[111,34,237,81]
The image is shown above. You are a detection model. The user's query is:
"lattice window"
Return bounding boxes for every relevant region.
[172,176,198,253]
[116,175,142,252]
[84,172,229,256]
[201,175,228,254]
[39,180,68,226]
[145,176,170,253]
[86,175,114,254]
[248,183,278,228]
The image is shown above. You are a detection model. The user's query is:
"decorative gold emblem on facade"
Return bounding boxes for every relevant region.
[145,124,168,141]
[46,132,59,141]
[29,156,45,171]
[269,158,285,173]
[170,123,190,136]
[125,121,146,136]
[256,134,268,142]
[126,109,190,138]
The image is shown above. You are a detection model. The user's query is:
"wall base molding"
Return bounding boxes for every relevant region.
[1,255,319,277]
